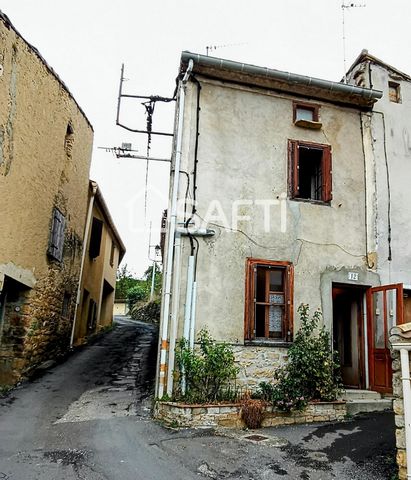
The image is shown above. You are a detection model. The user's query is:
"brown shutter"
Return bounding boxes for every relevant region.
[288,140,299,198]
[322,146,332,202]
[47,208,66,262]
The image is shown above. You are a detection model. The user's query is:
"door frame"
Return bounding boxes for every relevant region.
[332,283,367,390]
[366,283,404,393]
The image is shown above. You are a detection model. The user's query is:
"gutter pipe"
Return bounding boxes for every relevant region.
[166,234,182,396]
[183,256,195,341]
[181,255,195,394]
[189,281,197,350]
[158,59,194,398]
[180,51,383,102]
[70,182,98,348]
[391,342,411,480]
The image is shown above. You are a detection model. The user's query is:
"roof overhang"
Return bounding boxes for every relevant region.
[180,51,383,109]
[346,49,411,83]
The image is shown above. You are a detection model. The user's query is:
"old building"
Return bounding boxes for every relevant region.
[0,12,93,384]
[72,181,125,345]
[156,50,391,398]
[156,50,411,403]
[343,51,411,394]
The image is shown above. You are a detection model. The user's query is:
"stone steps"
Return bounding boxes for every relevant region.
[341,389,382,401]
[339,389,393,416]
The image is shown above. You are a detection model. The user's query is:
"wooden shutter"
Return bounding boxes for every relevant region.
[288,140,299,198]
[48,208,66,262]
[322,145,332,202]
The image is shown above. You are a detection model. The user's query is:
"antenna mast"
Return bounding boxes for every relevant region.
[341,1,366,83]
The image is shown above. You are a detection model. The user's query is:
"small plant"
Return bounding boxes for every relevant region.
[241,393,267,429]
[259,304,342,412]
[0,384,13,397]
[174,329,239,404]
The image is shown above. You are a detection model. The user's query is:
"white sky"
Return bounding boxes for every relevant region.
[2,0,410,276]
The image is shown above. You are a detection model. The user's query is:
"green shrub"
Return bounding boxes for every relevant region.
[259,303,342,412]
[127,283,149,306]
[175,329,239,404]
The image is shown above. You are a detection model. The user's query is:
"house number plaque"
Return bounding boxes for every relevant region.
[348,272,359,281]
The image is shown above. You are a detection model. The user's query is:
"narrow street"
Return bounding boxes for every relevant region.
[0,319,397,480]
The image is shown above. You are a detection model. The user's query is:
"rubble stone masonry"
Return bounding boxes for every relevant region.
[392,349,408,480]
[0,13,93,384]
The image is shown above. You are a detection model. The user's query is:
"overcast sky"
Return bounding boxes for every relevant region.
[2,0,410,276]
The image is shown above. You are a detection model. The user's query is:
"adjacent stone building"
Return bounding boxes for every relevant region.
[0,12,93,384]
[72,181,125,345]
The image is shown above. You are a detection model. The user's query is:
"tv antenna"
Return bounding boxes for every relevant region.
[206,42,247,56]
[115,63,175,221]
[341,1,366,83]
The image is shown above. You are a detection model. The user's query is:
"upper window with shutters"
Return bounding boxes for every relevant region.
[288,140,332,204]
[47,208,66,262]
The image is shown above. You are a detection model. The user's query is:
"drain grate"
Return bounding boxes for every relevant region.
[243,434,269,442]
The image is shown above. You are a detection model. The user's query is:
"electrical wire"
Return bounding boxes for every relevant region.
[373,110,392,261]
[195,213,366,261]
[359,112,375,269]
[184,76,202,259]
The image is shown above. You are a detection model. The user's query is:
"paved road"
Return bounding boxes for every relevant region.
[0,318,397,480]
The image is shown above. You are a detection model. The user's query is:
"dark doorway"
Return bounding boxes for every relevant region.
[333,284,366,389]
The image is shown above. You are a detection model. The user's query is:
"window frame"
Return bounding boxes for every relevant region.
[293,101,322,129]
[110,241,116,267]
[244,258,294,343]
[89,217,103,259]
[288,139,332,204]
[388,81,401,103]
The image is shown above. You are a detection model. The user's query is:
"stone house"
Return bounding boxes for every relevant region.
[72,181,125,345]
[0,11,94,384]
[156,50,411,400]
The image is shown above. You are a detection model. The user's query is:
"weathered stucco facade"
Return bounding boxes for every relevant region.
[346,50,411,288]
[72,182,125,345]
[157,51,394,397]
[0,12,93,384]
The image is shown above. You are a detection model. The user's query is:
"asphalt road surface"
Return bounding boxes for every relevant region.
[0,318,397,480]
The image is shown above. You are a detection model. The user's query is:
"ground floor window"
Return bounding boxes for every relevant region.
[245,259,293,342]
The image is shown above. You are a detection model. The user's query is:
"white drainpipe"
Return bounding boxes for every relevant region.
[391,343,411,479]
[70,183,97,348]
[189,281,197,349]
[166,234,182,396]
[183,256,195,341]
[157,59,193,398]
[181,255,195,394]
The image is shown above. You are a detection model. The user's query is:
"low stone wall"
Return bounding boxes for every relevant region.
[392,349,407,480]
[154,401,346,429]
[232,345,289,388]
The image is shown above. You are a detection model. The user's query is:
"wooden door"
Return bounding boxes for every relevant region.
[367,284,404,393]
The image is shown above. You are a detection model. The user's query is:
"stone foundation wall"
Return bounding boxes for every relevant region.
[0,240,82,385]
[232,345,289,388]
[392,350,408,480]
[155,401,346,429]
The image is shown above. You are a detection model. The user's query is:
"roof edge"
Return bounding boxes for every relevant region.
[181,51,383,107]
[0,11,93,131]
[346,49,411,82]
